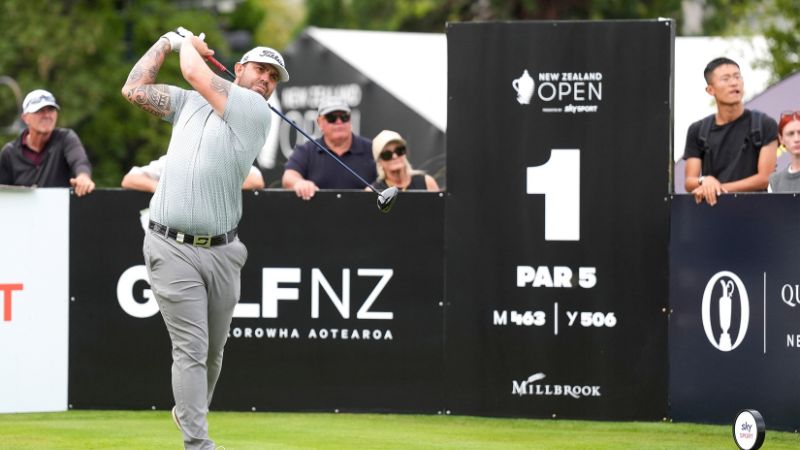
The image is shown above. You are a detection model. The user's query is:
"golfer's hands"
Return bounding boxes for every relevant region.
[186,33,214,58]
[293,179,319,201]
[161,29,185,53]
[691,175,726,206]
[161,27,206,53]
[70,173,95,197]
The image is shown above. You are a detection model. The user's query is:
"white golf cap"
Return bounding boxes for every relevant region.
[239,47,290,82]
[317,96,351,116]
[23,89,59,114]
[372,130,407,160]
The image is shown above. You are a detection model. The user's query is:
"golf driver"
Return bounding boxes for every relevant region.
[206,56,398,213]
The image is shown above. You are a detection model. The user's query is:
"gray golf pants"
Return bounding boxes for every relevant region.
[144,231,247,450]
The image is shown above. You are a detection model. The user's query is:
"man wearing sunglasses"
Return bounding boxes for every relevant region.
[682,57,778,206]
[282,95,377,200]
[0,89,95,196]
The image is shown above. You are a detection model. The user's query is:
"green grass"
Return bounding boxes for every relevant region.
[0,410,798,449]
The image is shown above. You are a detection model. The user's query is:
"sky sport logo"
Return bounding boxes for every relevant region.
[511,372,601,399]
[511,69,603,114]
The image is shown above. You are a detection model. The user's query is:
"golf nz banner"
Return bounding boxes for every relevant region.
[444,20,673,418]
[68,190,445,412]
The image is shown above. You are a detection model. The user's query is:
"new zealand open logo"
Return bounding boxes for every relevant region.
[701,271,750,351]
[512,69,534,104]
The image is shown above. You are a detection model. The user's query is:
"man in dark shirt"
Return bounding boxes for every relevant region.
[683,58,777,206]
[282,95,376,200]
[0,89,95,196]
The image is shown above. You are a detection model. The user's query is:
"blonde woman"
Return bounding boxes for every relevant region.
[371,130,439,191]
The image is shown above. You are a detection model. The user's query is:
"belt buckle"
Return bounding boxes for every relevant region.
[192,235,212,248]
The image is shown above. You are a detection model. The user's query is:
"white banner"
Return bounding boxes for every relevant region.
[0,188,69,413]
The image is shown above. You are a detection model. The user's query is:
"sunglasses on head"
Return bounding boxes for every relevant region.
[324,112,351,123]
[780,111,800,121]
[379,145,407,161]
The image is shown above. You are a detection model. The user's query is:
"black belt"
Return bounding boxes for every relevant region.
[148,220,237,248]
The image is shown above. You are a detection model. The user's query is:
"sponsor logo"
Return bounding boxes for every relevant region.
[733,409,765,450]
[780,283,800,308]
[512,69,603,113]
[116,266,396,341]
[511,372,602,399]
[228,327,393,341]
[701,271,750,351]
[1,283,24,322]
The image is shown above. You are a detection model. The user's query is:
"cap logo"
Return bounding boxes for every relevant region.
[243,47,284,67]
[258,48,284,66]
[24,93,56,110]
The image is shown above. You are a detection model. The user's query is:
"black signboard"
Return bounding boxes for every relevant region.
[670,194,800,430]
[444,20,673,419]
[69,190,445,412]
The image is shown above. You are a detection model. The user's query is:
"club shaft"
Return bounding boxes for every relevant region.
[206,56,236,79]
[205,56,381,196]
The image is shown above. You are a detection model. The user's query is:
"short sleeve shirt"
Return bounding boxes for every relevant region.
[683,109,778,184]
[285,134,377,189]
[149,84,270,235]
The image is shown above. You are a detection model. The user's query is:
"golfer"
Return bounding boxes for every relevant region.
[121,27,288,450]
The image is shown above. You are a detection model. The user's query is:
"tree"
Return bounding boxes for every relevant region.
[0,0,229,187]
[757,0,800,82]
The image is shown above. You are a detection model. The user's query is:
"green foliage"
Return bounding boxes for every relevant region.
[1,0,795,187]
[0,0,229,188]
[304,0,445,32]
[700,0,755,36]
[761,0,800,82]
[227,0,267,33]
[588,0,682,20]
[303,0,686,33]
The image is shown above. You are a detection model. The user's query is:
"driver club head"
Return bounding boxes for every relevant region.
[376,186,399,213]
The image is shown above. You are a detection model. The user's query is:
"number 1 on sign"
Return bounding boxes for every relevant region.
[526,149,580,241]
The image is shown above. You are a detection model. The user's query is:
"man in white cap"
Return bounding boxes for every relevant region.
[0,89,95,196]
[121,27,288,450]
[282,95,377,200]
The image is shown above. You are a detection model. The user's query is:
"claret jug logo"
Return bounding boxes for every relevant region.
[512,70,534,104]
[701,271,750,351]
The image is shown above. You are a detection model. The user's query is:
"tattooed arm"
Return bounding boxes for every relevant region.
[121,39,173,118]
[179,35,230,117]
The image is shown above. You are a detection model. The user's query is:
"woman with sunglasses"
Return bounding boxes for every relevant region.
[768,111,800,192]
[371,130,439,192]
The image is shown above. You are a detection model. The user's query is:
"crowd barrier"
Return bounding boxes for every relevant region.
[5,189,798,429]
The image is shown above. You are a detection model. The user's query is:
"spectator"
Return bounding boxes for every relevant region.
[371,130,439,191]
[683,57,778,206]
[0,89,95,196]
[122,155,265,192]
[282,96,376,200]
[768,111,800,192]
